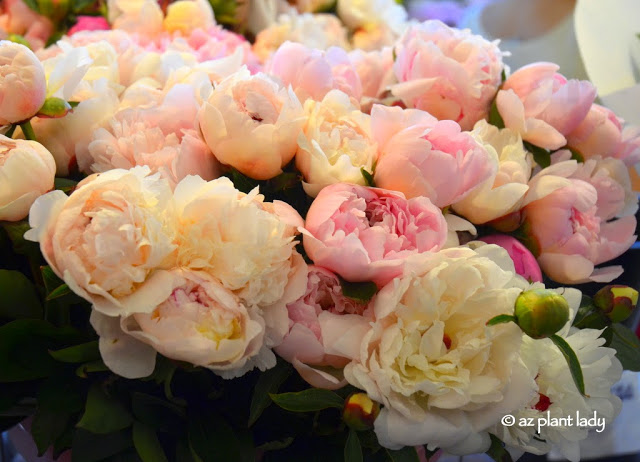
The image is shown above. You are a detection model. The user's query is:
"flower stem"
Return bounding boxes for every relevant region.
[4,125,16,138]
[19,120,37,141]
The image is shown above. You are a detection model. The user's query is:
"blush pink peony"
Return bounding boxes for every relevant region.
[275,266,372,389]
[372,105,496,208]
[302,183,448,286]
[390,20,505,130]
[497,63,596,150]
[478,235,542,283]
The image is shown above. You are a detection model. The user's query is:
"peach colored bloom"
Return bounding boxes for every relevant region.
[348,47,394,102]
[302,183,448,286]
[497,63,596,150]
[390,20,505,130]
[0,135,55,221]
[372,105,496,208]
[0,41,46,125]
[198,67,305,180]
[265,41,362,103]
[0,0,53,50]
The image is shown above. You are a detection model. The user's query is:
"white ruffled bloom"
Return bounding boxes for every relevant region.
[336,245,537,454]
[492,300,623,462]
[25,167,179,317]
[452,120,533,224]
[337,0,408,34]
[174,176,308,345]
[296,90,378,197]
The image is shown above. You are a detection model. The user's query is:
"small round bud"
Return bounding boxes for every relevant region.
[514,289,570,339]
[37,97,72,119]
[343,393,380,431]
[593,285,639,323]
[7,34,31,49]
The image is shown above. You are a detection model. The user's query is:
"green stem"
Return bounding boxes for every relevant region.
[4,125,16,138]
[19,120,37,141]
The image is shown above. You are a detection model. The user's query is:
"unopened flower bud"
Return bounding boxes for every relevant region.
[343,393,380,431]
[37,97,72,119]
[593,285,639,323]
[7,34,31,49]
[514,289,570,339]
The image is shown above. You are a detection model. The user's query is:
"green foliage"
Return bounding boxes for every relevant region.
[386,446,421,462]
[270,388,345,412]
[610,323,640,371]
[550,334,586,396]
[0,269,42,320]
[486,434,514,462]
[345,429,363,462]
[77,383,134,434]
[523,141,551,168]
[249,360,292,426]
[339,278,378,303]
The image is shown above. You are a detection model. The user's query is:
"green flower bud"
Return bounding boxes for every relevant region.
[593,285,639,323]
[7,34,31,49]
[343,393,380,431]
[37,97,72,119]
[514,289,570,339]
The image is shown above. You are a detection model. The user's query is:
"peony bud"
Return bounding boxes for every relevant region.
[343,393,380,431]
[514,289,570,339]
[37,97,72,119]
[7,34,31,49]
[593,285,639,323]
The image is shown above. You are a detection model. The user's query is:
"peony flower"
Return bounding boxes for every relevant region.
[493,303,622,462]
[0,135,55,221]
[302,183,448,286]
[25,167,179,317]
[0,41,46,125]
[390,20,505,130]
[296,90,378,196]
[452,120,532,224]
[173,175,308,346]
[253,13,350,62]
[496,63,596,150]
[477,235,542,283]
[521,161,637,284]
[0,0,53,50]
[617,126,640,167]
[107,0,164,37]
[337,0,408,34]
[566,104,624,160]
[335,245,536,454]
[68,16,111,36]
[163,0,216,35]
[80,84,220,188]
[265,41,362,103]
[348,47,394,103]
[275,266,372,389]
[198,67,305,180]
[372,105,496,208]
[90,269,271,379]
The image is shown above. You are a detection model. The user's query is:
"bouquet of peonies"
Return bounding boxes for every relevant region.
[1,1,639,461]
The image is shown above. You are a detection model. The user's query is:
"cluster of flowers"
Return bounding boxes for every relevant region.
[1,0,639,460]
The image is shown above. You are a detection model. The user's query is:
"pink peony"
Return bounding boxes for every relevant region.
[68,16,111,35]
[478,234,543,283]
[265,41,362,103]
[566,104,624,160]
[348,47,394,102]
[521,162,637,284]
[372,105,496,207]
[302,183,448,286]
[497,62,597,150]
[0,0,53,50]
[275,266,372,389]
[390,20,505,130]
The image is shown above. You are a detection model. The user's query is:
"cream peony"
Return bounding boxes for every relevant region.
[173,175,308,345]
[452,120,532,224]
[198,67,305,180]
[296,90,378,196]
[163,0,216,35]
[25,167,179,317]
[335,245,536,453]
[0,41,46,125]
[0,136,55,221]
[90,269,271,380]
[337,0,408,34]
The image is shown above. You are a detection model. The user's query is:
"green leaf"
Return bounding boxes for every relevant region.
[22,0,40,13]
[46,283,72,301]
[269,172,300,192]
[50,341,100,363]
[133,422,168,462]
[386,446,420,462]
[523,141,551,168]
[486,434,513,462]
[568,147,584,163]
[72,428,133,462]
[486,314,517,326]
[339,278,378,303]
[76,360,109,378]
[54,177,78,193]
[77,383,133,434]
[361,168,375,187]
[0,269,42,319]
[71,0,99,13]
[488,97,505,129]
[270,388,344,412]
[550,334,586,396]
[37,97,71,118]
[31,410,70,456]
[227,169,259,194]
[610,323,640,371]
[345,429,363,462]
[256,437,295,452]
[38,372,85,414]
[188,411,245,462]
[249,360,292,426]
[131,392,185,432]
[2,221,40,258]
